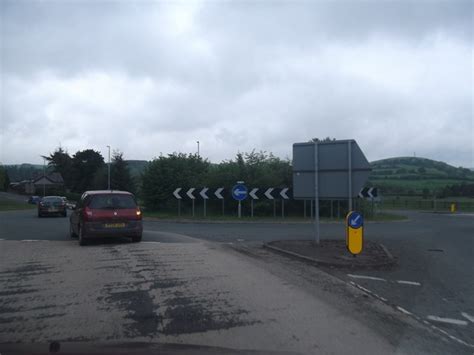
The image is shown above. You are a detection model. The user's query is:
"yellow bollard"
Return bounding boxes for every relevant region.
[450,203,456,213]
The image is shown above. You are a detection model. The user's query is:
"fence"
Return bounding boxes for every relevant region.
[381,198,474,212]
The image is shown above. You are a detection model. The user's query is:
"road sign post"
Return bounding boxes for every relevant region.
[232,182,248,218]
[293,139,371,246]
[186,188,196,217]
[173,188,182,217]
[249,188,259,218]
[346,211,364,255]
[314,142,320,244]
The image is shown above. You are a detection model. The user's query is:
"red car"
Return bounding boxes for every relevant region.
[38,196,67,217]
[69,190,143,246]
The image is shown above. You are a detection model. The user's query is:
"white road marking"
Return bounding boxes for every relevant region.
[21,239,43,242]
[237,239,245,242]
[461,312,474,323]
[396,280,421,286]
[349,282,387,302]
[141,241,161,244]
[348,281,474,349]
[427,315,468,326]
[397,306,413,316]
[347,274,386,282]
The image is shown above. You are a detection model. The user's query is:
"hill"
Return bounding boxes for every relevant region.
[369,157,474,195]
[4,164,45,182]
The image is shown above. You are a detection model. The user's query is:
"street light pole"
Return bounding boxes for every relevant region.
[42,157,46,197]
[107,145,111,190]
[197,141,200,157]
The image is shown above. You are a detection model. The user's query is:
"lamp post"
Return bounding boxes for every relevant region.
[42,157,46,197]
[197,141,200,157]
[107,145,111,190]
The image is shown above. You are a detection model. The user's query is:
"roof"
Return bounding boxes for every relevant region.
[32,173,64,184]
[82,190,134,196]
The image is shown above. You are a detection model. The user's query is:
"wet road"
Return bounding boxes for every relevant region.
[0,208,473,353]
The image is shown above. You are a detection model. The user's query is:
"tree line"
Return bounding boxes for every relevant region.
[13,147,291,212]
[42,147,136,196]
[141,151,291,210]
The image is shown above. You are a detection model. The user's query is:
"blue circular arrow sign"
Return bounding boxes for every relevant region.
[347,211,363,229]
[232,184,248,201]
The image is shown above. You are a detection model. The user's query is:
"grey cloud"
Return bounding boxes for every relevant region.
[1,0,472,167]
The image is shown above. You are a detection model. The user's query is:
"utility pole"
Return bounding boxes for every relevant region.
[197,141,200,157]
[42,157,46,197]
[107,145,111,190]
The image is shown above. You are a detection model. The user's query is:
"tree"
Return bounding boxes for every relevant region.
[70,150,105,193]
[111,151,135,193]
[43,147,73,188]
[0,165,10,191]
[310,137,336,142]
[141,153,210,210]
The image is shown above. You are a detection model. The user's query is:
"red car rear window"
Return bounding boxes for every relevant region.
[88,194,137,209]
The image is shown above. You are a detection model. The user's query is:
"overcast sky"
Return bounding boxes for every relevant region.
[1,0,473,167]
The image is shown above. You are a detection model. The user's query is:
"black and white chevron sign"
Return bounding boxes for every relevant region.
[173,187,226,200]
[173,187,292,200]
[358,187,378,198]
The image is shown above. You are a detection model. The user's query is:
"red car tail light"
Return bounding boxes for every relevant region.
[83,207,93,221]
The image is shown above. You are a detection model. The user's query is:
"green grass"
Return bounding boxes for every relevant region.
[143,211,407,222]
[372,179,470,192]
[0,199,35,211]
[381,197,474,212]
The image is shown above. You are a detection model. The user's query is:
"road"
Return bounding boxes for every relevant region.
[0,206,473,354]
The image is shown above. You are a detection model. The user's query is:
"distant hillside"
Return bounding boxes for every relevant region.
[4,164,45,182]
[5,161,148,182]
[369,157,474,195]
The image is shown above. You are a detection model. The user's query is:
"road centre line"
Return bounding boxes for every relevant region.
[396,280,421,286]
[347,274,386,282]
[427,316,468,326]
[461,312,474,323]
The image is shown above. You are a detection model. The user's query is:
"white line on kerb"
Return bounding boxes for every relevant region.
[396,280,421,286]
[461,312,474,323]
[347,274,386,282]
[427,315,468,326]
[397,306,413,316]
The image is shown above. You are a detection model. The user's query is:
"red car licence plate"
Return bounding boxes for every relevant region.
[104,223,126,228]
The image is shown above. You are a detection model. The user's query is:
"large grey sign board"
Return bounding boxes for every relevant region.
[293,140,371,199]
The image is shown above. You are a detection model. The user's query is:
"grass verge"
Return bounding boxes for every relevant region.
[143,211,407,222]
[0,199,35,211]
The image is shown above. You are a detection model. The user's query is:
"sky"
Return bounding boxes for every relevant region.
[1,0,473,167]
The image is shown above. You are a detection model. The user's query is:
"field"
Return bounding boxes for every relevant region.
[0,199,35,211]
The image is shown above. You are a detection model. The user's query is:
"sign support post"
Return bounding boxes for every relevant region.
[348,140,352,211]
[314,142,320,244]
[232,182,247,219]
